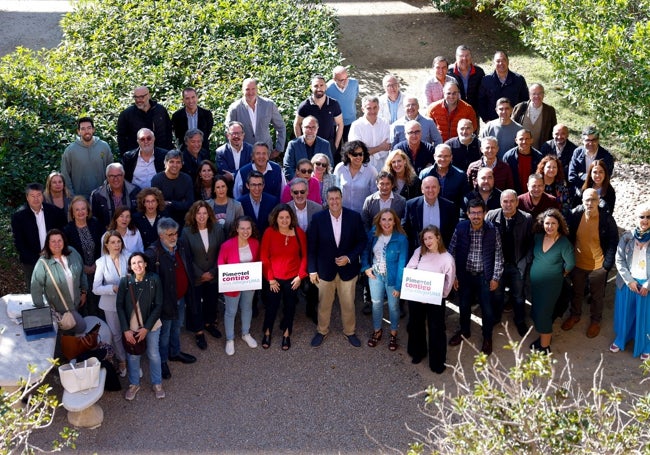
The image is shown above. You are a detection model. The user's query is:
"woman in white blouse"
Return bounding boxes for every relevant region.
[93,230,129,375]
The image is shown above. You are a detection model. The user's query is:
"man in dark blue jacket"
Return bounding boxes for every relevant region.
[448,198,504,355]
[307,187,366,348]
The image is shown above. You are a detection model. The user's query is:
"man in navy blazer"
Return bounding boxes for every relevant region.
[283,116,333,180]
[402,176,459,253]
[171,87,214,152]
[307,187,366,347]
[418,143,470,207]
[225,78,286,158]
[215,121,253,185]
[11,183,66,288]
[237,171,278,236]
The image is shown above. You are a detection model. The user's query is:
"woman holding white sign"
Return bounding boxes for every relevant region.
[405,225,455,373]
[260,204,308,351]
[217,216,260,356]
[362,208,409,351]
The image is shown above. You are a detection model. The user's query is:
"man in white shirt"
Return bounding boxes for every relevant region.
[348,95,391,172]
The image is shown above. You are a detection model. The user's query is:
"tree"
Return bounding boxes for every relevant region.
[407,333,650,454]
[481,0,650,162]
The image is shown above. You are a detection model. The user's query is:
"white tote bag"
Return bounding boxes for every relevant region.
[58,357,101,393]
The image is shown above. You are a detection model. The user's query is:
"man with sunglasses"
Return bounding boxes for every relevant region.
[283,116,332,180]
[281,159,322,205]
[287,178,323,324]
[117,85,173,155]
[122,128,167,189]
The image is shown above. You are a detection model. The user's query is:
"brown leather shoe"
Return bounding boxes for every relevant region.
[586,322,601,338]
[561,315,580,331]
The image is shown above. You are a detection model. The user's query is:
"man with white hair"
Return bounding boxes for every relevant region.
[562,188,618,338]
[377,74,405,124]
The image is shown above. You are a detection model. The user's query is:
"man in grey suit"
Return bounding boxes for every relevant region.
[225,78,286,159]
[287,178,323,323]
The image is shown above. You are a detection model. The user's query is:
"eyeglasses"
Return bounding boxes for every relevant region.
[406,130,422,135]
[228,131,243,136]
[348,152,363,157]
[298,169,313,174]
[292,190,306,195]
[133,93,149,100]
[138,136,154,142]
[639,215,650,220]
[107,174,124,179]
[313,162,327,167]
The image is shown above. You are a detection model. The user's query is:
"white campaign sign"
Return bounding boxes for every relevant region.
[400,268,445,305]
[218,262,263,293]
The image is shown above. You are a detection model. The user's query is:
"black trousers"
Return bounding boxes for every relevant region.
[407,300,447,373]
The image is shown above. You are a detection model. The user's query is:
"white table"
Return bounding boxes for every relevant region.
[0,294,57,388]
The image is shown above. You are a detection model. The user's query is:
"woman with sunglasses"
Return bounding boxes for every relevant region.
[311,153,339,206]
[333,140,377,214]
[281,158,322,204]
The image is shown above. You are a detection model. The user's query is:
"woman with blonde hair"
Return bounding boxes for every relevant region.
[383,149,421,200]
[311,152,339,206]
[44,171,72,219]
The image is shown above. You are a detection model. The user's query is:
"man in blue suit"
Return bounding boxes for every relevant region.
[402,176,459,254]
[215,121,253,186]
[283,116,333,180]
[237,171,278,236]
[308,187,367,348]
[225,78,286,158]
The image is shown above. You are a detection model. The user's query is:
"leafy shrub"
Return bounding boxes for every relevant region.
[0,362,78,453]
[407,334,650,454]
[0,0,341,206]
[430,0,477,17]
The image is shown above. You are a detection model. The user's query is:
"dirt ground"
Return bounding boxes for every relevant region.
[1,1,648,452]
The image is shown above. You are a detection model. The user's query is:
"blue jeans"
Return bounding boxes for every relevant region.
[159,298,185,362]
[458,273,494,339]
[224,291,254,341]
[127,328,162,386]
[494,263,526,325]
[368,273,400,331]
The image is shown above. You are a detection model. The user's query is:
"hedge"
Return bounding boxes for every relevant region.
[0,0,341,206]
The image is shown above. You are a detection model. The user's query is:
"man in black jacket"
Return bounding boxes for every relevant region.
[171,87,214,152]
[145,217,197,380]
[117,86,174,155]
[561,188,619,338]
[11,183,66,288]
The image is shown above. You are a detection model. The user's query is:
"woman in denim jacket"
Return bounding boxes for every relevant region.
[361,208,408,351]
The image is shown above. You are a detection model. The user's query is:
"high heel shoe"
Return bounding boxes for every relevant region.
[281,336,291,351]
[262,333,271,349]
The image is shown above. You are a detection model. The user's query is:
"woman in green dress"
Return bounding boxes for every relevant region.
[530,208,575,353]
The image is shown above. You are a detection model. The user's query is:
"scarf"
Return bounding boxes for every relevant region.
[633,226,650,243]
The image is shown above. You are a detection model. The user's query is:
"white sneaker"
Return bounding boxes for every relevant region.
[242,333,258,348]
[139,368,143,378]
[225,340,235,356]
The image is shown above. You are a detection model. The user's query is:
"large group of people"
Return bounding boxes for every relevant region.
[11,47,649,401]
